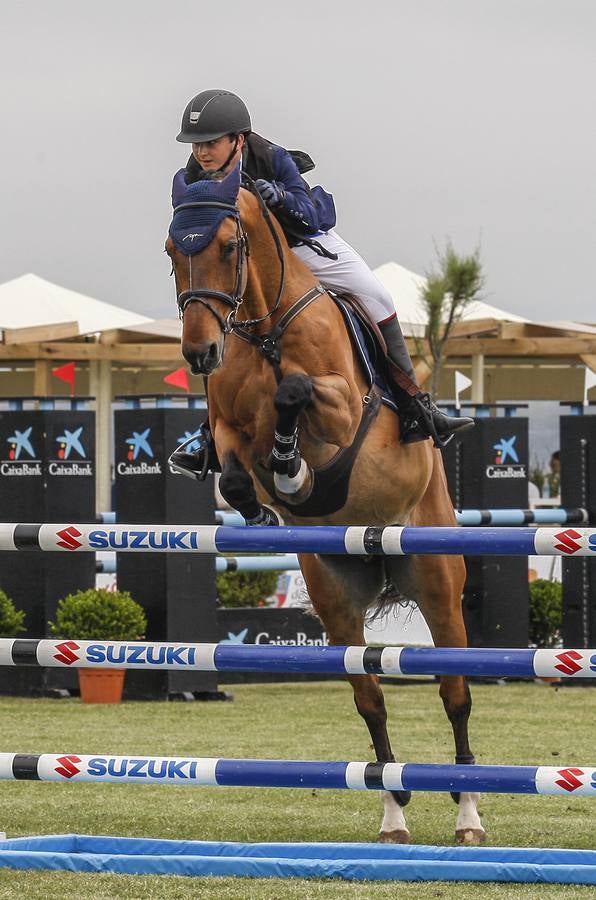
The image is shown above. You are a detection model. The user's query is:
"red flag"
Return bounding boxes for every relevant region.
[52,361,76,396]
[163,367,190,392]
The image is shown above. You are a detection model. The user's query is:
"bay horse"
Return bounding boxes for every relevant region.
[165,165,484,845]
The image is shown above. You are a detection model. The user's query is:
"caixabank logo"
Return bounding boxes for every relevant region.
[48,426,93,477]
[117,428,162,476]
[485,435,526,479]
[1,426,42,477]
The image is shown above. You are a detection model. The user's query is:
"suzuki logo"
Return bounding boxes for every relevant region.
[55,755,82,779]
[553,529,583,555]
[554,650,583,675]
[53,641,80,665]
[555,767,585,792]
[56,526,83,550]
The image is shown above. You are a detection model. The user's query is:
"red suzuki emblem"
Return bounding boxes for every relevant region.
[56,526,83,550]
[553,529,583,554]
[53,641,80,665]
[554,650,583,675]
[555,767,585,792]
[55,755,82,778]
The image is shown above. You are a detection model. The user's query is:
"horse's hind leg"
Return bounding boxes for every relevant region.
[271,374,313,494]
[299,553,411,844]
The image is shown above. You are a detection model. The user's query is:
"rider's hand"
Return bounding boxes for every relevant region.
[255,179,286,208]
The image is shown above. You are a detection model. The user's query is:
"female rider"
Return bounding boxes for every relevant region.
[175,89,473,447]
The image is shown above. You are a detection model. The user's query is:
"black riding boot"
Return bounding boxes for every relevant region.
[379,317,474,448]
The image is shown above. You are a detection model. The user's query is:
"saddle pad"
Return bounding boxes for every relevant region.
[333,297,399,415]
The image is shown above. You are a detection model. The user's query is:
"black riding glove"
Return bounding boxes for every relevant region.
[255,179,286,208]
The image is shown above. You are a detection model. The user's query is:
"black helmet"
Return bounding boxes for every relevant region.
[176,90,252,143]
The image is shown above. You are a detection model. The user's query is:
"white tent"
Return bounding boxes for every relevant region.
[0,273,152,336]
[373,261,530,335]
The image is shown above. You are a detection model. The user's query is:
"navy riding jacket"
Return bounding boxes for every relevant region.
[185,133,337,246]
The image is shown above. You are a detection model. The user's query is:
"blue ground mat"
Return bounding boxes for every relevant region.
[1,834,596,883]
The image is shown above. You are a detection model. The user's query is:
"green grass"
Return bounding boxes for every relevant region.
[0,680,595,897]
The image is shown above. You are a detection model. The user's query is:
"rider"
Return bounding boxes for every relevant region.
[175,89,473,447]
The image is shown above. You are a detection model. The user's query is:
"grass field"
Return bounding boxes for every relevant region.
[0,679,595,898]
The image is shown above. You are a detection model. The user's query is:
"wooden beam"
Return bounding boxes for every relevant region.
[33,360,52,394]
[1,335,595,362]
[0,342,183,361]
[448,318,501,338]
[407,337,596,357]
[1,321,79,345]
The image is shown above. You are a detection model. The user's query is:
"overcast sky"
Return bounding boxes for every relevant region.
[1,1,594,323]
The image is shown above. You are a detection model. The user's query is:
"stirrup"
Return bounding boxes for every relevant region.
[400,394,453,450]
[168,423,220,481]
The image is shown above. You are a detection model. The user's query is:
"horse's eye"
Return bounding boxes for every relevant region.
[222,241,237,259]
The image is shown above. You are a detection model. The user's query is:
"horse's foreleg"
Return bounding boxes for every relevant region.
[271,374,313,494]
[219,450,282,525]
[299,553,410,844]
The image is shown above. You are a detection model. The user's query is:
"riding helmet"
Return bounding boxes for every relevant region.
[176,90,252,143]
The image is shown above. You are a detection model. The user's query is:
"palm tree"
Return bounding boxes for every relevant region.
[416,241,484,396]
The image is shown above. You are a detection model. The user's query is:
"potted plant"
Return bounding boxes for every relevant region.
[49,588,147,703]
[0,589,26,637]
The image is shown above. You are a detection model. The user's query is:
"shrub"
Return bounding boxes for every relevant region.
[0,589,26,637]
[216,569,280,608]
[49,589,147,641]
[529,579,562,648]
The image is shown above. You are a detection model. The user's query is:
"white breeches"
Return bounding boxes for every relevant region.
[291,230,396,324]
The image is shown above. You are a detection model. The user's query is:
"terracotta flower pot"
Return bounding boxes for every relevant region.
[78,668,125,704]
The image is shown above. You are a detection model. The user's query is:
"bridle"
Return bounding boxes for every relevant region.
[174,175,286,335]
[173,177,326,381]
[175,200,249,334]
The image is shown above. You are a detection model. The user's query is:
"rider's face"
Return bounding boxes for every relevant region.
[192,133,244,172]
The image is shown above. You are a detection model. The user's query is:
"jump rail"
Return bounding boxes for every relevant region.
[0,640,593,678]
[1,524,595,556]
[96,554,300,575]
[216,508,591,528]
[1,753,594,795]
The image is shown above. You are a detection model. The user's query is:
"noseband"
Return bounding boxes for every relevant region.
[174,179,286,336]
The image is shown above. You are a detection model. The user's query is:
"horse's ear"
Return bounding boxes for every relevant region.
[172,168,188,208]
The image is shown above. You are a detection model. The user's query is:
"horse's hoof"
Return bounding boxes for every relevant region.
[455,827,486,846]
[378,829,410,844]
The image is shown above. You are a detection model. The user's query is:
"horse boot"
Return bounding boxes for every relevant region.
[379,317,474,448]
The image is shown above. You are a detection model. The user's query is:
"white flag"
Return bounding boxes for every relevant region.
[584,366,596,406]
[454,371,472,410]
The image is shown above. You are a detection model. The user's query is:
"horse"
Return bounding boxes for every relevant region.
[165,164,484,845]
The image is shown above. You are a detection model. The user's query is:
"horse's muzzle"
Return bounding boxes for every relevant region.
[182,341,223,376]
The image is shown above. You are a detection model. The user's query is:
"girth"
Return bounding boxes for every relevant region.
[252,385,383,517]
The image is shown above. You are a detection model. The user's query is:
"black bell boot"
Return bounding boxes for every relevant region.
[378,316,474,448]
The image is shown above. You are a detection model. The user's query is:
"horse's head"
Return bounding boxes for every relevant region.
[166,165,248,375]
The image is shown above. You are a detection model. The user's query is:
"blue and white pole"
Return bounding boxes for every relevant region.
[0,753,594,796]
[1,524,595,556]
[0,640,594,679]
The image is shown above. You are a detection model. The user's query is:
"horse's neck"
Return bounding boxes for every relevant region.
[242,217,319,326]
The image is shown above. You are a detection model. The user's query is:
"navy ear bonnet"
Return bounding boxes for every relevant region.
[169,165,241,255]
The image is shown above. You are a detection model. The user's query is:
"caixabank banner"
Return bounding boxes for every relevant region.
[441,415,530,648]
[114,407,218,699]
[216,608,332,683]
[0,408,95,695]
